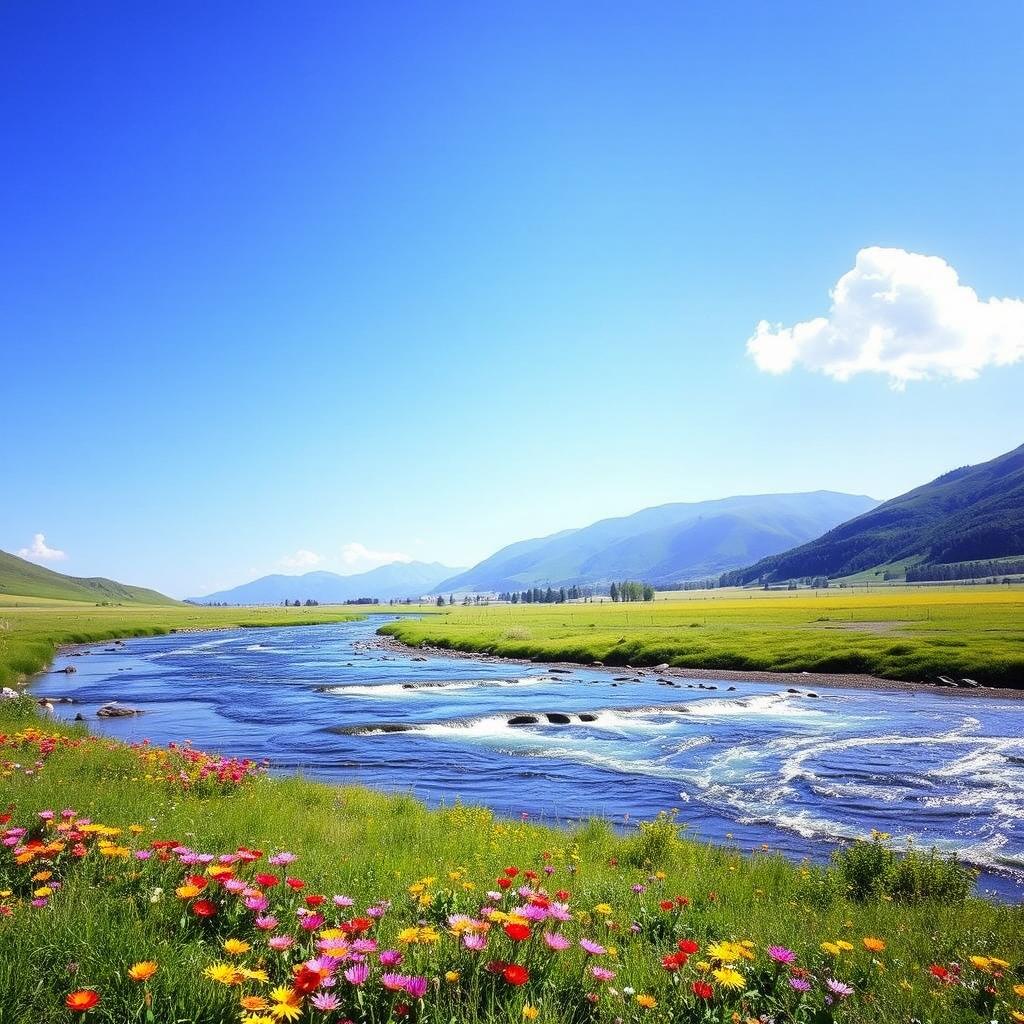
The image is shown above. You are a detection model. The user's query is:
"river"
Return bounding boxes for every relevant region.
[34,616,1024,899]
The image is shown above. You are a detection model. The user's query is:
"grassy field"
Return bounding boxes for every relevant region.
[0,600,367,689]
[380,587,1024,687]
[1,695,1021,1024]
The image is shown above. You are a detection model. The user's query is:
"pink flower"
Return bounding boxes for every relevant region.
[311,993,340,1011]
[269,852,297,866]
[381,973,406,991]
[344,963,369,986]
[580,939,605,956]
[767,945,796,964]
[590,966,616,982]
[333,894,354,907]
[544,932,571,951]
[245,895,269,912]
[379,950,403,967]
[404,976,428,999]
[463,934,487,951]
[255,915,278,930]
[299,913,325,931]
[268,935,294,951]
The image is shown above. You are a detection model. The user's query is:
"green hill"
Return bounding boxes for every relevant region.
[0,549,178,605]
[722,443,1024,585]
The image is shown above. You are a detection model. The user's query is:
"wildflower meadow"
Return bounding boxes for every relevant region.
[0,696,1021,1023]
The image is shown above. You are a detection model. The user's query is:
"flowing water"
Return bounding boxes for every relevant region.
[35,616,1024,899]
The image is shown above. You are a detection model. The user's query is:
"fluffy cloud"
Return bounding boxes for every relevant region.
[340,542,412,571]
[747,247,1024,388]
[17,533,67,563]
[277,549,323,571]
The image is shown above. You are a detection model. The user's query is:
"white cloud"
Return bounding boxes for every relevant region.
[747,247,1024,388]
[340,542,412,571]
[17,532,67,563]
[277,549,323,571]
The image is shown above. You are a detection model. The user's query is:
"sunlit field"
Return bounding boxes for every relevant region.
[381,587,1024,686]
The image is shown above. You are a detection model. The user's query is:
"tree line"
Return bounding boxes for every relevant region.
[906,557,1024,582]
[609,581,655,602]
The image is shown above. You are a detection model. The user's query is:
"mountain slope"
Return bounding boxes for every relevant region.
[721,443,1024,585]
[0,549,178,605]
[191,561,463,604]
[437,492,878,592]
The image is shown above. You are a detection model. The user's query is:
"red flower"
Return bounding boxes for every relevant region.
[485,960,508,975]
[524,870,538,881]
[186,875,208,890]
[292,966,322,994]
[305,894,325,908]
[503,866,520,878]
[691,980,713,1000]
[256,873,279,887]
[555,890,570,902]
[504,923,531,941]
[661,952,688,971]
[191,899,217,918]
[677,939,699,954]
[503,964,529,986]
[285,877,305,890]
[675,895,691,908]
[497,877,512,890]
[929,964,949,981]
[65,990,101,1012]
[659,900,674,912]
[341,916,373,935]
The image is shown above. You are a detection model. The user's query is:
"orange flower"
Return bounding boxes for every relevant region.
[127,961,158,982]
[66,990,101,1012]
[862,937,886,953]
[240,995,270,1010]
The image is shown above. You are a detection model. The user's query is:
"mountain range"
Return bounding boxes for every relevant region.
[436,491,878,593]
[190,561,463,604]
[722,442,1024,585]
[0,549,177,605]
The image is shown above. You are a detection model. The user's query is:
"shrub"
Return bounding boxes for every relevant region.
[623,812,681,868]
[832,833,975,903]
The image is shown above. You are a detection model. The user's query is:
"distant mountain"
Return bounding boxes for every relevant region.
[191,561,463,605]
[0,549,177,605]
[721,443,1024,585]
[436,492,878,593]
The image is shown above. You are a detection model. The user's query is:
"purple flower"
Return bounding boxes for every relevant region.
[544,932,571,951]
[245,895,269,912]
[767,945,797,964]
[580,939,606,956]
[379,950,403,967]
[268,852,297,866]
[826,978,854,998]
[134,850,152,860]
[789,978,812,992]
[352,938,377,954]
[333,894,354,907]
[463,933,487,951]
[344,963,369,986]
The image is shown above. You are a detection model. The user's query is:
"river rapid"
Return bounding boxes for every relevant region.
[35,616,1024,899]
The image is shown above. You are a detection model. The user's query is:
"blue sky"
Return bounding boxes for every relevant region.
[2,2,1022,598]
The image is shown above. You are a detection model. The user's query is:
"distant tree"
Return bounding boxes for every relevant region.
[436,595,446,607]
[609,582,619,602]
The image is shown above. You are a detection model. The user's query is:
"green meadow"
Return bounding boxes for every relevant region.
[381,587,1024,687]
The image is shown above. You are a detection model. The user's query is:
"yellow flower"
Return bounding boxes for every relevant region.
[445,971,460,983]
[635,994,657,1009]
[1013,983,1024,997]
[1010,1012,1024,1023]
[397,925,439,944]
[223,938,251,956]
[270,1004,302,1022]
[713,967,746,990]
[836,940,854,952]
[594,903,613,915]
[270,986,300,1006]
[969,956,991,972]
[862,936,886,953]
[989,957,1010,969]
[708,941,746,964]
[239,967,269,983]
[821,942,842,957]
[127,961,158,982]
[241,996,270,1011]
[33,886,53,898]
[176,884,201,899]
[523,1007,539,1020]
[241,1017,276,1024]
[204,962,243,986]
